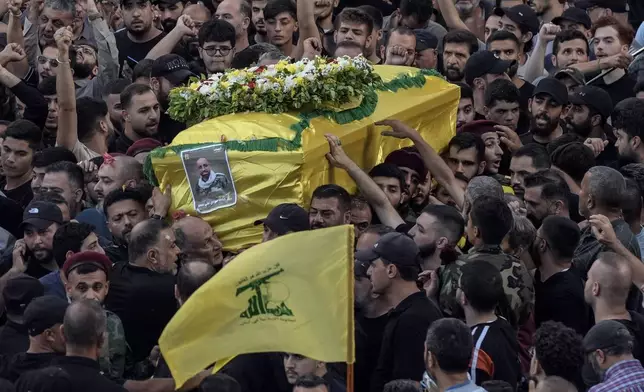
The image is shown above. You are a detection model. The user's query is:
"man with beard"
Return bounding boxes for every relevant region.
[114,0,164,79]
[613,98,644,166]
[333,8,373,58]
[583,320,644,391]
[565,86,617,166]
[252,0,268,44]
[520,77,568,149]
[103,188,148,262]
[444,132,486,180]
[487,30,534,112]
[531,216,589,335]
[438,196,533,327]
[442,29,479,83]
[38,77,59,148]
[384,147,428,220]
[109,83,160,154]
[157,0,184,32]
[464,51,512,119]
[41,162,84,219]
[146,5,212,66]
[408,204,464,272]
[0,201,64,279]
[358,5,383,64]
[509,143,551,198]
[308,184,351,230]
[588,17,636,106]
[150,54,195,143]
[215,0,251,52]
[102,79,130,135]
[523,171,571,228]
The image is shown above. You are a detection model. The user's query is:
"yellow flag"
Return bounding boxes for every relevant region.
[159,225,355,387]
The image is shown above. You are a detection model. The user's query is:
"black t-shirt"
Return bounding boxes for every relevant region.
[104,262,176,363]
[1,352,62,382]
[518,80,534,112]
[469,318,521,389]
[371,292,442,392]
[0,321,28,357]
[0,179,33,210]
[534,268,591,335]
[356,312,389,392]
[592,72,636,108]
[114,29,165,79]
[51,356,126,392]
[108,133,135,155]
[617,311,644,366]
[519,131,551,149]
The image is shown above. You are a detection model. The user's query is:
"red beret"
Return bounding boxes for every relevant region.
[126,138,163,157]
[384,147,428,180]
[457,120,499,136]
[62,251,112,279]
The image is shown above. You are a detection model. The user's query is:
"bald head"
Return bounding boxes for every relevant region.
[591,252,632,307]
[535,376,577,392]
[183,3,211,20]
[173,216,223,266]
[63,299,106,350]
[176,260,216,304]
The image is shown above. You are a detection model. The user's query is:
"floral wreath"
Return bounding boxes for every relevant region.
[168,56,383,126]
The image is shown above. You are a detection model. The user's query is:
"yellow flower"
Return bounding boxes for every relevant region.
[189,82,200,90]
[286,64,297,73]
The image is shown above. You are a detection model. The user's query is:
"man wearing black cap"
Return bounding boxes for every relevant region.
[115,0,164,79]
[254,203,310,242]
[554,67,586,94]
[496,4,540,78]
[464,51,512,118]
[552,7,592,37]
[520,77,568,148]
[150,54,196,142]
[0,201,64,279]
[584,320,644,389]
[565,85,618,166]
[577,0,630,25]
[0,275,44,356]
[414,30,437,69]
[1,295,68,382]
[356,232,442,392]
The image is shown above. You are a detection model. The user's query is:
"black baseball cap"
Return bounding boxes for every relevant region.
[151,54,197,86]
[20,201,64,232]
[552,7,592,30]
[2,274,44,316]
[464,51,514,86]
[569,86,614,118]
[494,5,539,34]
[414,30,438,51]
[583,320,633,353]
[554,67,586,86]
[254,203,310,235]
[24,296,69,336]
[355,260,369,278]
[533,77,569,106]
[355,232,421,267]
[576,0,627,13]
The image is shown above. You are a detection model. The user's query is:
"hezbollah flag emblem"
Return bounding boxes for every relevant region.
[159,225,355,388]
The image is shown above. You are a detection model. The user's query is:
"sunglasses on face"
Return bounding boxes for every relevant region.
[37,56,59,68]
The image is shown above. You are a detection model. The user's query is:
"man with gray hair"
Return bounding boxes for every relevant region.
[583,320,644,390]
[462,175,504,218]
[573,166,640,281]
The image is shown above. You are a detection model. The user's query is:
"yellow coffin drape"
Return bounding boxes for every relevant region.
[149,66,459,250]
[159,225,355,388]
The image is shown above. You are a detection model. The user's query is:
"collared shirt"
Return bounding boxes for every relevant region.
[589,359,644,392]
[370,291,442,392]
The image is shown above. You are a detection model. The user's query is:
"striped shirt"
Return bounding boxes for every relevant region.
[589,359,644,392]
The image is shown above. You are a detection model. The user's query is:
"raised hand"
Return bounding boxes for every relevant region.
[0,43,27,64]
[324,133,353,171]
[377,119,418,139]
[54,26,74,53]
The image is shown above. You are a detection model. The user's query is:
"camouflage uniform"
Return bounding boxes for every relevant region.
[99,309,127,379]
[438,245,534,326]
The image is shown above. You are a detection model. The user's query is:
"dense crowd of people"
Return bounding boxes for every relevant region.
[0,0,642,391]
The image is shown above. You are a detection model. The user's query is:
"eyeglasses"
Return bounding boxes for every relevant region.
[202,46,232,56]
[37,56,59,68]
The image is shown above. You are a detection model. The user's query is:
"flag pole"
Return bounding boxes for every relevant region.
[347,226,355,392]
[347,363,354,392]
